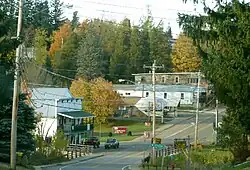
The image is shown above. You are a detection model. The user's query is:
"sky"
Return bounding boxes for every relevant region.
[61,0,216,38]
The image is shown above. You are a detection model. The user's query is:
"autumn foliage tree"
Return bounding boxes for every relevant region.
[70,77,123,123]
[171,33,201,72]
[49,21,72,65]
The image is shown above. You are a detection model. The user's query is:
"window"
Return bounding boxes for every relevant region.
[189,78,198,83]
[181,93,184,99]
[161,76,165,83]
[164,93,167,99]
[125,92,131,95]
[146,92,149,97]
[175,76,179,83]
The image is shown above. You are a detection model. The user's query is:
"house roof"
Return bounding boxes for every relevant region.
[122,96,141,105]
[57,111,95,119]
[113,84,136,90]
[31,88,72,100]
[132,72,205,77]
[135,84,206,93]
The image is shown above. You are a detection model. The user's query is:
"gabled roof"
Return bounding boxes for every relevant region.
[57,111,95,119]
[31,88,72,100]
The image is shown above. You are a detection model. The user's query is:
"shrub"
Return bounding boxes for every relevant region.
[108,132,112,137]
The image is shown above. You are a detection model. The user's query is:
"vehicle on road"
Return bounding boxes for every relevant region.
[104,138,119,149]
[84,136,100,148]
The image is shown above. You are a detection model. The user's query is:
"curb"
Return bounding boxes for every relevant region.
[34,154,104,170]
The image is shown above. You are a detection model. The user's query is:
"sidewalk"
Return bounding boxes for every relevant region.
[34,153,104,170]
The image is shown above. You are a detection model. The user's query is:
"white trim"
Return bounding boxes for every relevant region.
[57,112,95,119]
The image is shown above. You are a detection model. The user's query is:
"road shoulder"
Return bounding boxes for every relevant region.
[34,153,104,170]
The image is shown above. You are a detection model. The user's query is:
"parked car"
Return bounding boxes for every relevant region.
[104,138,119,149]
[84,136,100,148]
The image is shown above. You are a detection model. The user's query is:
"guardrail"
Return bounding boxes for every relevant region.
[66,144,93,159]
[122,165,132,170]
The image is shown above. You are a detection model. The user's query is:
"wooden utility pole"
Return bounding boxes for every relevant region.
[194,70,201,149]
[10,0,23,169]
[144,60,164,165]
[215,99,219,145]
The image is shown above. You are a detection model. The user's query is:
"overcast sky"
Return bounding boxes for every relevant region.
[61,0,217,38]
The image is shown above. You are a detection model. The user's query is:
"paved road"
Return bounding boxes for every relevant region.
[42,109,225,170]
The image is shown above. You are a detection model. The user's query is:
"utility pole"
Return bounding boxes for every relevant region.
[215,99,219,145]
[194,70,200,149]
[144,60,164,165]
[10,0,23,169]
[187,135,191,170]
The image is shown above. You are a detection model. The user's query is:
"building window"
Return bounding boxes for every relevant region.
[181,93,184,99]
[146,92,149,97]
[164,93,167,99]
[189,78,198,83]
[161,76,165,83]
[175,76,179,83]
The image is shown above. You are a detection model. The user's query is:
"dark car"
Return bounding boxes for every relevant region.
[84,136,100,148]
[104,138,119,149]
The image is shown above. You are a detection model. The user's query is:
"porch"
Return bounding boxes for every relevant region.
[57,111,95,144]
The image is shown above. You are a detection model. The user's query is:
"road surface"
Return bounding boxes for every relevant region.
[42,109,225,170]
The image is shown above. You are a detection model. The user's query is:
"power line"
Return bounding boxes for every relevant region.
[72,1,196,13]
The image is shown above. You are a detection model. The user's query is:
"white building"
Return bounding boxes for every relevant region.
[113,84,206,116]
[30,88,84,139]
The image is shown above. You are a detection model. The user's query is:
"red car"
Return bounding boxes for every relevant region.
[84,136,100,148]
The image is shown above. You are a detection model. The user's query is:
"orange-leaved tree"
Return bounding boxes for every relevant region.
[171,33,201,72]
[49,21,72,65]
[70,77,123,123]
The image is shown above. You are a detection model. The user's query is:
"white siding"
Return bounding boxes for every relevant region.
[36,118,57,139]
[57,99,82,113]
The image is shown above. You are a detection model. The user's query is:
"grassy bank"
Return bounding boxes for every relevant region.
[139,145,237,170]
[94,119,161,141]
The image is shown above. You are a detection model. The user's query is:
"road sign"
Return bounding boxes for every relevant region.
[151,144,166,149]
[151,137,161,144]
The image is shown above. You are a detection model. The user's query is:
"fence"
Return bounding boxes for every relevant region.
[65,144,93,159]
[154,146,180,158]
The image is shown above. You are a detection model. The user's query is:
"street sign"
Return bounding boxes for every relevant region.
[151,137,161,144]
[151,144,166,149]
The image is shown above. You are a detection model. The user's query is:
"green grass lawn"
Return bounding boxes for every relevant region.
[94,119,161,142]
[0,163,31,170]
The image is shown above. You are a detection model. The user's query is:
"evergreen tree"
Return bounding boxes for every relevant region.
[109,18,131,81]
[150,22,172,72]
[179,0,250,161]
[76,28,105,80]
[71,11,79,31]
[55,32,80,79]
[50,0,66,30]
[0,94,37,161]
[129,25,142,74]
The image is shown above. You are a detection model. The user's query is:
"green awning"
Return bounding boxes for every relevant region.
[57,111,95,119]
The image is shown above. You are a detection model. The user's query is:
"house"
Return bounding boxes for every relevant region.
[135,84,207,106]
[57,111,95,144]
[113,84,206,116]
[132,72,209,88]
[29,88,95,143]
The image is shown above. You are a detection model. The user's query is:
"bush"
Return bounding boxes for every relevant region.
[108,132,112,137]
[28,151,68,166]
[127,131,132,136]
